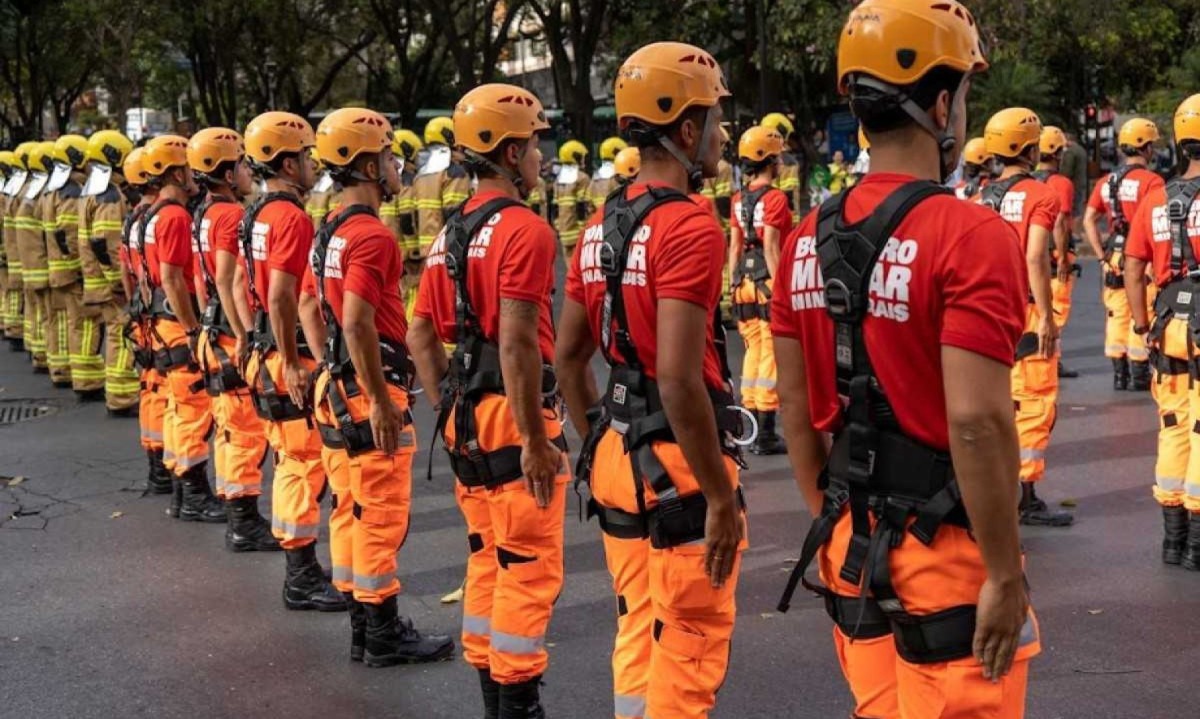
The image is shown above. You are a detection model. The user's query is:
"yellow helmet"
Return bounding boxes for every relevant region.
[86,130,134,167]
[614,147,640,179]
[29,142,55,173]
[424,116,455,146]
[1118,118,1160,150]
[559,139,588,165]
[962,137,992,166]
[599,136,628,161]
[984,108,1042,159]
[0,151,14,172]
[858,126,870,150]
[738,126,785,163]
[392,129,423,163]
[309,146,323,167]
[13,142,34,170]
[52,134,90,169]
[1039,126,1067,156]
[761,112,794,140]
[1175,95,1200,145]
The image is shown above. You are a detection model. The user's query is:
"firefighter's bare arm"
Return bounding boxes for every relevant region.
[121,262,135,302]
[214,250,248,344]
[268,269,307,407]
[774,336,827,516]
[1083,206,1106,262]
[499,297,558,508]
[657,297,744,588]
[231,264,254,333]
[1026,224,1058,357]
[343,289,403,454]
[554,298,599,438]
[406,315,448,408]
[764,226,782,278]
[943,345,1028,681]
[298,291,325,363]
[1054,215,1071,283]
[727,225,742,283]
[160,261,200,332]
[1125,256,1151,332]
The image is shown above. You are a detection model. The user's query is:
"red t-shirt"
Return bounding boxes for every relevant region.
[246,197,314,309]
[146,201,194,291]
[974,175,1060,260]
[413,191,558,361]
[770,173,1026,450]
[689,193,717,218]
[730,184,793,244]
[194,198,245,305]
[1125,184,1200,287]
[565,182,728,390]
[1042,173,1075,221]
[1088,166,1165,227]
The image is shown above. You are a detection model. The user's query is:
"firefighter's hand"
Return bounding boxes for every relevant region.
[973,576,1029,682]
[703,494,744,589]
[1056,259,1071,283]
[233,333,248,368]
[369,397,405,455]
[1036,315,1059,358]
[521,437,561,508]
[283,361,310,409]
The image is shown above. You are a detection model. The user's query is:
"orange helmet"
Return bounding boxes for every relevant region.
[837,0,988,93]
[187,127,244,176]
[315,107,393,168]
[737,126,785,164]
[984,108,1042,159]
[142,134,190,177]
[1175,95,1200,145]
[1039,126,1067,156]
[124,147,148,186]
[614,147,640,179]
[453,83,550,155]
[614,42,730,130]
[244,111,315,164]
[962,137,991,166]
[1118,118,1160,150]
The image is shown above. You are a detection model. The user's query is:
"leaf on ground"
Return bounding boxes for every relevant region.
[7,476,25,486]
[1060,498,1077,507]
[1087,609,1103,615]
[760,612,776,619]
[110,511,124,519]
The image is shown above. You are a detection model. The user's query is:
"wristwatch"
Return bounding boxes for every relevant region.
[1133,323,1150,336]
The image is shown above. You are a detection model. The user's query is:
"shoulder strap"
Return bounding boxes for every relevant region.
[739,185,772,249]
[1032,170,1051,183]
[122,203,149,251]
[443,195,525,343]
[137,199,185,289]
[238,192,306,311]
[1167,177,1200,274]
[1108,164,1138,228]
[979,173,1029,213]
[312,204,379,332]
[192,196,236,294]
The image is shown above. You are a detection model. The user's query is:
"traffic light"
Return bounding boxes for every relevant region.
[1085,104,1097,122]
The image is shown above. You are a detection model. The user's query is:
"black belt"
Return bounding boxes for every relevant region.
[153,344,194,373]
[316,409,413,456]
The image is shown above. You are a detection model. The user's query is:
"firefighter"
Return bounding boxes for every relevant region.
[78,130,140,414]
[15,141,52,373]
[526,171,549,223]
[187,127,279,551]
[240,111,346,612]
[588,136,628,212]
[0,150,13,347]
[762,112,804,222]
[977,108,1074,527]
[414,116,471,263]
[954,137,993,199]
[730,125,792,455]
[1084,117,1165,391]
[552,139,591,255]
[774,1,1040,715]
[304,107,454,668]
[383,128,422,314]
[700,126,734,225]
[1,146,25,350]
[122,147,173,498]
[304,147,337,226]
[139,134,225,524]
[1125,93,1200,568]
[556,42,746,719]
[1035,125,1082,379]
[614,146,640,185]
[409,83,566,718]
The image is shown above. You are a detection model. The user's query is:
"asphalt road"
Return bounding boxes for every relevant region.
[1,263,1198,719]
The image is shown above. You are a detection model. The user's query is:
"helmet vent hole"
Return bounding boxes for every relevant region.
[657,97,673,113]
[337,146,349,158]
[896,49,917,69]
[479,130,493,144]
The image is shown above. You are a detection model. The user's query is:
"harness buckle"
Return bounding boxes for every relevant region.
[1169,197,1190,223]
[598,240,620,277]
[824,278,856,320]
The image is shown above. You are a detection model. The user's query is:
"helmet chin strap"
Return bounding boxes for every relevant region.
[658,106,717,193]
[854,74,970,183]
[464,146,530,199]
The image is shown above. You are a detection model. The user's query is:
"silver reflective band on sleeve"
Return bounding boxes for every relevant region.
[757,378,777,390]
[1158,475,1186,492]
[614,693,646,719]
[1018,448,1044,462]
[490,629,544,655]
[462,614,491,637]
[271,518,320,539]
[354,572,397,591]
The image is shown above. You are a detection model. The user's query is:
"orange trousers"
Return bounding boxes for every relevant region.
[449,393,567,685]
[1103,273,1148,361]
[1149,316,1200,510]
[1051,273,1073,328]
[197,332,267,499]
[247,349,324,550]
[818,508,1041,718]
[1012,306,1058,484]
[733,280,777,411]
[138,367,167,452]
[157,318,212,477]
[591,429,744,719]
[315,374,417,604]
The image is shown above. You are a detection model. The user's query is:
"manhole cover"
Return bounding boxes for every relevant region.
[0,400,55,425]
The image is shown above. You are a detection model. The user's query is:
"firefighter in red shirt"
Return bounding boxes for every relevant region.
[240,111,345,612]
[773,2,1040,717]
[954,137,992,200]
[304,107,455,666]
[1125,94,1200,569]
[408,84,566,718]
[978,107,1073,527]
[556,42,745,719]
[141,135,225,523]
[187,127,279,550]
[1035,125,1081,379]
[729,125,792,455]
[1084,118,1165,391]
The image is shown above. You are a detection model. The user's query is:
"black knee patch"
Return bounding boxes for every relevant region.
[652,618,664,641]
[496,546,534,569]
[1164,413,1179,428]
[617,594,628,617]
[330,493,338,509]
[352,501,363,520]
[468,532,485,553]
[316,479,329,503]
[1192,420,1200,435]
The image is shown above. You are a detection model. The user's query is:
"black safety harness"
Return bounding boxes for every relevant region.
[135,198,199,374]
[238,192,314,421]
[777,181,978,665]
[192,195,246,396]
[1148,177,1200,383]
[1030,169,1082,279]
[310,204,416,455]
[432,196,567,486]
[574,186,746,549]
[1103,165,1138,289]
[731,185,774,322]
[122,203,153,370]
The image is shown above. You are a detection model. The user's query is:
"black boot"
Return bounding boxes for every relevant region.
[498,676,545,719]
[362,595,454,667]
[1112,357,1130,390]
[143,449,173,495]
[479,667,501,719]
[750,411,787,456]
[168,477,183,518]
[345,591,366,662]
[1130,360,1151,391]
[283,543,347,612]
[1018,481,1074,527]
[1057,360,1079,379]
[7,337,24,352]
[1182,512,1200,571]
[1162,505,1189,565]
[225,496,282,552]
[178,465,227,523]
[76,389,104,402]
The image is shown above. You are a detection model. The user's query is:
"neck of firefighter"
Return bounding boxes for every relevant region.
[340,178,382,211]
[999,156,1033,180]
[1185,153,1200,179]
[477,172,520,201]
[864,127,943,182]
[637,151,691,193]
